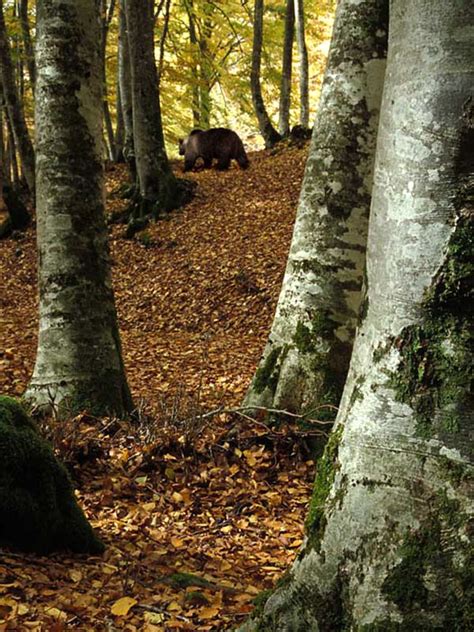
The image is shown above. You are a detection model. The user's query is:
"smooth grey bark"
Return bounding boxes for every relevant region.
[118,0,135,177]
[251,0,281,148]
[242,0,473,629]
[26,0,133,417]
[0,0,34,194]
[294,0,309,128]
[19,0,35,90]
[278,0,294,137]
[244,0,388,417]
[125,0,179,212]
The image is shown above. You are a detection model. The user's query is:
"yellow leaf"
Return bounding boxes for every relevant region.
[167,601,181,611]
[199,606,220,619]
[171,537,184,548]
[110,596,138,616]
[69,569,83,582]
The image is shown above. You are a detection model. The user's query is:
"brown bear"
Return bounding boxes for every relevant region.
[178,128,249,172]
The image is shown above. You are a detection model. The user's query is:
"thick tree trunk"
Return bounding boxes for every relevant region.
[251,0,281,148]
[118,0,135,178]
[244,0,387,417]
[198,16,212,129]
[19,0,35,90]
[0,0,34,194]
[125,0,179,213]
[242,1,473,629]
[294,0,309,128]
[26,0,133,417]
[278,0,294,137]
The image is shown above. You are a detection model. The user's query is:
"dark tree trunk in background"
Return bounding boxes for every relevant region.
[125,0,179,213]
[198,13,212,128]
[294,0,309,128]
[185,0,200,127]
[278,0,294,137]
[101,0,116,161]
[0,0,35,194]
[26,0,133,417]
[118,0,135,178]
[251,0,281,148]
[114,79,125,162]
[5,111,20,188]
[19,0,35,90]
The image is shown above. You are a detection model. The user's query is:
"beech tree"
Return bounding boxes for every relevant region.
[125,0,180,216]
[294,0,309,128]
[25,0,133,417]
[241,0,473,628]
[0,0,35,194]
[245,0,388,417]
[251,0,281,148]
[278,0,294,137]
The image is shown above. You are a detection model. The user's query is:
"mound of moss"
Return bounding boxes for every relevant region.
[0,396,104,554]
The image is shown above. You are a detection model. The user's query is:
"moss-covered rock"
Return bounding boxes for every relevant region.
[0,396,104,554]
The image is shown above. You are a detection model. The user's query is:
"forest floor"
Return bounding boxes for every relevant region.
[0,142,320,631]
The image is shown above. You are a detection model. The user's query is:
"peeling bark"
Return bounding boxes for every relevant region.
[242,1,473,628]
[244,0,388,418]
[26,0,133,417]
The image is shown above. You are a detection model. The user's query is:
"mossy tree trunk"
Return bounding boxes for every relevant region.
[0,0,35,195]
[278,0,294,138]
[25,0,133,417]
[242,1,473,629]
[251,0,282,148]
[125,0,179,214]
[244,0,388,419]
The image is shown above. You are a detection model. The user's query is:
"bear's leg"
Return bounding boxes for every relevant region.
[203,157,213,169]
[216,155,231,170]
[183,158,195,172]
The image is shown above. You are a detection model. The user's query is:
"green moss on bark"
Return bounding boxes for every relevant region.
[254,346,284,395]
[382,489,473,630]
[387,209,472,438]
[0,396,104,554]
[305,425,344,549]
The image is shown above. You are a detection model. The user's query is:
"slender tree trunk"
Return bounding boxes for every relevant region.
[294,0,309,128]
[242,1,473,629]
[101,0,116,161]
[185,0,200,127]
[5,112,19,188]
[0,0,34,194]
[199,15,212,128]
[26,0,133,417]
[244,0,387,417]
[125,0,179,213]
[114,78,125,162]
[278,0,294,137]
[251,0,281,148]
[118,0,135,178]
[19,0,35,90]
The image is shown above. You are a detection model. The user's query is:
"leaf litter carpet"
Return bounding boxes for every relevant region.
[0,144,318,630]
